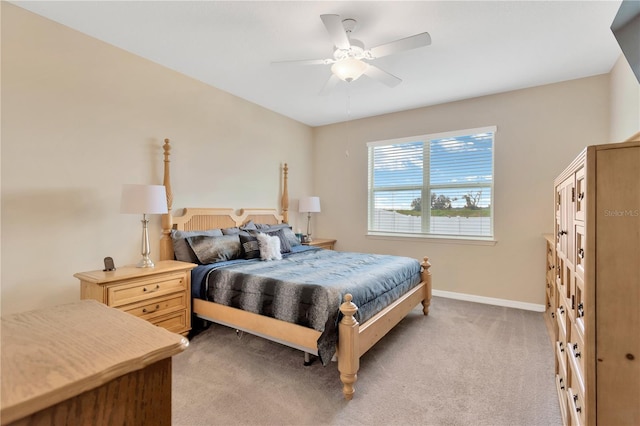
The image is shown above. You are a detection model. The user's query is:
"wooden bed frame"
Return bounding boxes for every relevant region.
[158,139,432,400]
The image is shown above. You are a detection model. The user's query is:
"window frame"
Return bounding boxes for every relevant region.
[367,126,496,242]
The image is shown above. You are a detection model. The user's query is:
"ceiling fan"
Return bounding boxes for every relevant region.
[274,14,431,94]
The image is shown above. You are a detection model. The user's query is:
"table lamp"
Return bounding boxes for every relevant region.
[120,184,168,268]
[299,196,321,242]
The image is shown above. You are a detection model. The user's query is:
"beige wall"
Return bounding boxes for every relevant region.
[609,54,640,142]
[1,3,313,315]
[313,76,610,307]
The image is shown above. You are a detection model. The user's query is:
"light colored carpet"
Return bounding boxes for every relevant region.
[172,296,561,426]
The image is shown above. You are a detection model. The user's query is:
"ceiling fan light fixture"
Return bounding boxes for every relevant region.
[331,58,368,82]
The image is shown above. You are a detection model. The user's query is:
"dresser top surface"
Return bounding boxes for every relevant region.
[1,299,188,423]
[73,259,197,284]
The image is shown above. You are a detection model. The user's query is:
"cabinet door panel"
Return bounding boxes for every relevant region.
[595,147,640,426]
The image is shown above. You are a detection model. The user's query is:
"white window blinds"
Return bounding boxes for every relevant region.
[367,126,495,239]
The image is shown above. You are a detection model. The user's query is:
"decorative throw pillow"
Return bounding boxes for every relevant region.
[171,229,223,263]
[256,232,282,261]
[239,234,261,260]
[265,228,292,253]
[255,224,300,247]
[186,234,241,264]
[240,220,258,231]
[222,226,252,237]
[221,227,240,235]
[280,227,301,247]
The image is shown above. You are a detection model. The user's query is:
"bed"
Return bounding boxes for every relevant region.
[158,139,432,400]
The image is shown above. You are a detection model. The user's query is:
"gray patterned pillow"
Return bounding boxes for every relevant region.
[239,234,261,259]
[240,220,258,231]
[171,228,223,263]
[186,234,241,264]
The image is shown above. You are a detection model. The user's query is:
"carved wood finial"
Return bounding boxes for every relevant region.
[163,139,173,211]
[339,293,358,324]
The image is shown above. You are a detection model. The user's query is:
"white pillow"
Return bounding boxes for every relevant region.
[256,232,282,261]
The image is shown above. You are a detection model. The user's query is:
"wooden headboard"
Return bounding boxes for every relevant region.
[159,139,288,261]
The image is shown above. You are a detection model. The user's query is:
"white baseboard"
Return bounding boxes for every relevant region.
[432,289,545,312]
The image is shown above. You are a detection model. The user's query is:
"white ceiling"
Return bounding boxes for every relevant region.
[12,1,623,127]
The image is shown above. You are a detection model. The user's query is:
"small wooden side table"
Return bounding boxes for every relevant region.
[303,238,337,250]
[75,260,196,336]
[1,300,188,426]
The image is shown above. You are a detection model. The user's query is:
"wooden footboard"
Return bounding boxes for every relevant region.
[337,256,432,399]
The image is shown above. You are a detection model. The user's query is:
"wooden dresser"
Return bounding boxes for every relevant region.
[552,138,639,425]
[1,300,188,425]
[75,260,196,336]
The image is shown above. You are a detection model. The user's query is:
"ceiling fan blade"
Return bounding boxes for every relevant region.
[320,14,351,50]
[363,64,402,87]
[369,32,431,58]
[272,58,333,66]
[319,74,341,95]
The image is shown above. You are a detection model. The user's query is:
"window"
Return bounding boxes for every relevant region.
[367,126,495,240]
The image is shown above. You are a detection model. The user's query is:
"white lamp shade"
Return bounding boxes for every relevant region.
[299,196,321,213]
[120,184,168,215]
[331,58,368,82]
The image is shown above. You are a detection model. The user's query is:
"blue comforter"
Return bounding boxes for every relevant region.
[191,246,422,364]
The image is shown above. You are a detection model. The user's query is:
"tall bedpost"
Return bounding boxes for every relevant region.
[160,138,174,261]
[338,294,359,400]
[421,256,432,315]
[281,163,289,223]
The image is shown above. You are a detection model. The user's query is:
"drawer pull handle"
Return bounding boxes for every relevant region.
[570,343,581,358]
[573,394,581,413]
[559,342,564,352]
[578,303,584,317]
[559,306,565,315]
[577,192,584,201]
[143,284,160,293]
[143,304,160,314]
[559,378,565,390]
[578,248,584,259]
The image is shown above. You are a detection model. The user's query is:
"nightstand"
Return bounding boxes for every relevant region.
[303,238,336,250]
[75,260,197,336]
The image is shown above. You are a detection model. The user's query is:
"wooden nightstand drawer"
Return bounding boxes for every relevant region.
[302,238,336,250]
[108,272,187,308]
[122,292,187,321]
[150,310,188,333]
